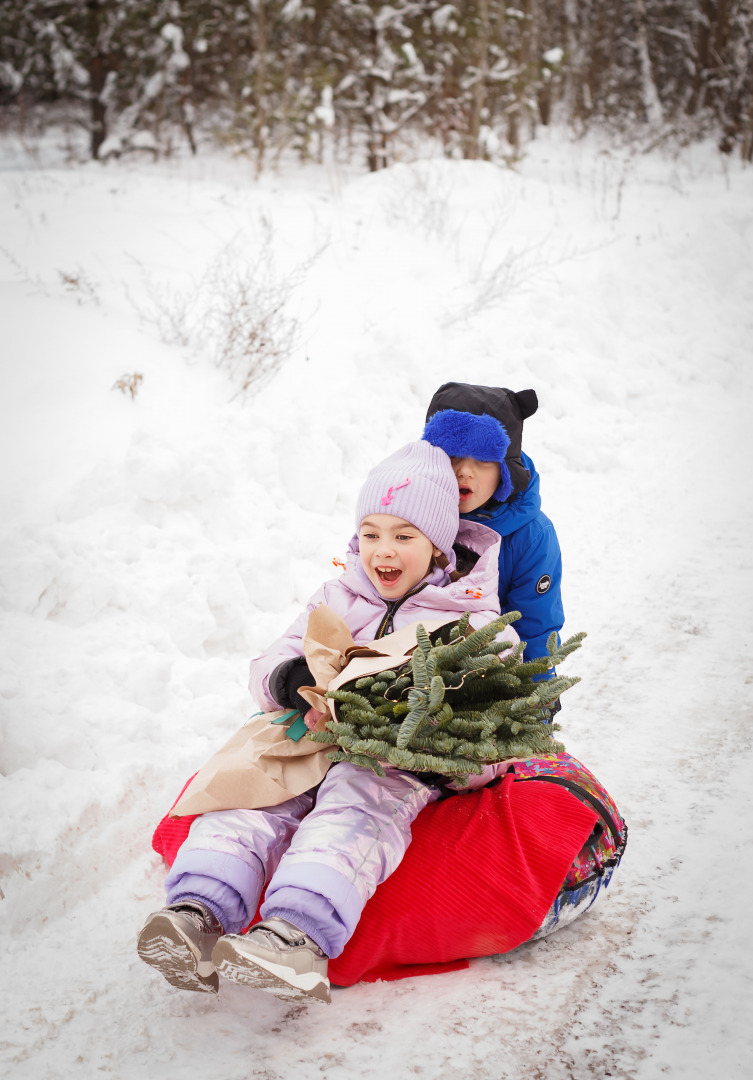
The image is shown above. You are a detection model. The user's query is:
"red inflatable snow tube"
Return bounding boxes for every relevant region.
[152,766,602,986]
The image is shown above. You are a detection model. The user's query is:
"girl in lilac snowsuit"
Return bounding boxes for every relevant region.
[137,441,517,1003]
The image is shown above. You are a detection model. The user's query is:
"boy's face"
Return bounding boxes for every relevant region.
[358,514,441,599]
[451,457,501,512]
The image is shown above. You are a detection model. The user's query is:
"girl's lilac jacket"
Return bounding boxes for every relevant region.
[249,519,516,711]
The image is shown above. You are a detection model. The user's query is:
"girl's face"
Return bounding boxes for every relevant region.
[451,457,501,512]
[358,514,441,599]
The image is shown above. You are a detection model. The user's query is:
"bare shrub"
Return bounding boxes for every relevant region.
[2,248,101,305]
[443,230,610,328]
[381,163,459,242]
[58,268,100,306]
[0,246,49,296]
[443,237,555,326]
[112,373,143,399]
[135,221,321,397]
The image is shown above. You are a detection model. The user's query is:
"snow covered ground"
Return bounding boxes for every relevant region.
[1,128,751,1079]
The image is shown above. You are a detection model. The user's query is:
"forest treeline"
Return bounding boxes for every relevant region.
[1,1,751,167]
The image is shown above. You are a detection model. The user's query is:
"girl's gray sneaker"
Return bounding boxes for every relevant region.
[212,917,331,1004]
[137,902,224,994]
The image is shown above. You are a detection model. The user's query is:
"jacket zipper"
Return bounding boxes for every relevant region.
[375,582,428,639]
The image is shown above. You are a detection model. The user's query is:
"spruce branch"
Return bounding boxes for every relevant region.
[312,613,585,782]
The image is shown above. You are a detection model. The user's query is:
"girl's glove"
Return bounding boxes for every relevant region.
[269,656,315,716]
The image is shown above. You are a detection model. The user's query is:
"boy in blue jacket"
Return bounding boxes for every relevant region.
[423,381,563,669]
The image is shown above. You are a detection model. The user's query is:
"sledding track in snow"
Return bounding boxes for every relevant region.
[1,132,751,1080]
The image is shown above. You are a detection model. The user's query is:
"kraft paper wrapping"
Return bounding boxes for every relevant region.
[170,607,456,816]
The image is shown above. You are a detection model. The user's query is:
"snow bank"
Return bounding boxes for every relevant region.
[1,131,751,1079]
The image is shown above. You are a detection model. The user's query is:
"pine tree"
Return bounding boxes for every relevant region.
[307,612,585,783]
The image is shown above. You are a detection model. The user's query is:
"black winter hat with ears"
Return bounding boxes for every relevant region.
[424,382,538,500]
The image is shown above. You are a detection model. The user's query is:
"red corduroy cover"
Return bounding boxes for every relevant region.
[151,771,597,985]
[151,775,198,864]
[327,771,597,985]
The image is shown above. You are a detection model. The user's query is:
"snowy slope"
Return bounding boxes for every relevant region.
[1,131,752,1080]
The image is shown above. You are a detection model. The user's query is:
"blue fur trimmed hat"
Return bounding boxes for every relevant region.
[422,383,539,503]
[423,409,514,501]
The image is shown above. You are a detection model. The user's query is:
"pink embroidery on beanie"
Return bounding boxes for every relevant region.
[381,477,411,506]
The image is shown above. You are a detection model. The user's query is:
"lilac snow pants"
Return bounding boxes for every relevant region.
[164,762,439,958]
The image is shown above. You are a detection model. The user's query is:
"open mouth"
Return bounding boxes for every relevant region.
[375,566,402,585]
[459,486,474,502]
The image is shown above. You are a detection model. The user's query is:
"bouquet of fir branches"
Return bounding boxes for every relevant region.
[307,612,585,783]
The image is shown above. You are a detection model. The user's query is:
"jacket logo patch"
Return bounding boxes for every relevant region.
[536,574,551,595]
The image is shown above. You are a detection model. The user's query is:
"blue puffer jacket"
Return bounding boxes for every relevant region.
[460,452,563,664]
